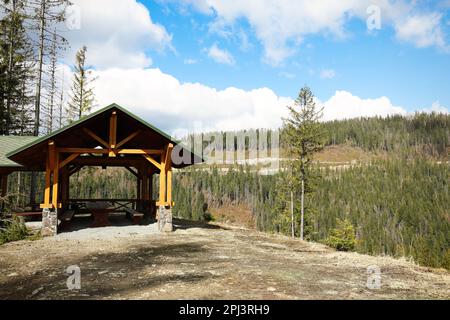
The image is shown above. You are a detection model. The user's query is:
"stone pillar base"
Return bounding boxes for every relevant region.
[157,206,173,232]
[41,208,58,237]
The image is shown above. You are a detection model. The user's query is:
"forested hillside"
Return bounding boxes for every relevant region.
[190,112,448,158]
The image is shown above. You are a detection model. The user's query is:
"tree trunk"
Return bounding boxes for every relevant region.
[30,0,47,210]
[291,190,294,238]
[34,0,46,136]
[300,178,305,241]
[5,0,17,135]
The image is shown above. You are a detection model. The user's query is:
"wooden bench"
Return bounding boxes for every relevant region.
[125,208,144,225]
[13,212,42,221]
[59,210,75,230]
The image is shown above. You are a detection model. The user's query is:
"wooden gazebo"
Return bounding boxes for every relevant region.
[0,104,201,236]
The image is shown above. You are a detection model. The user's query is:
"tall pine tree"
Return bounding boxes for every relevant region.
[67,46,96,121]
[278,86,324,240]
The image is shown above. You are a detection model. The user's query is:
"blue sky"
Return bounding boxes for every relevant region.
[64,0,450,132]
[142,0,450,110]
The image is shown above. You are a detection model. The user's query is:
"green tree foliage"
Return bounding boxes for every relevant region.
[278,86,324,239]
[309,157,449,268]
[0,216,28,245]
[0,0,35,135]
[322,113,449,157]
[325,219,356,251]
[67,46,96,121]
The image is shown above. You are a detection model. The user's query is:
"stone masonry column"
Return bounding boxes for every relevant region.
[41,208,58,237]
[158,206,173,232]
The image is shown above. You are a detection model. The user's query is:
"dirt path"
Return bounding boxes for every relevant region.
[0,220,448,300]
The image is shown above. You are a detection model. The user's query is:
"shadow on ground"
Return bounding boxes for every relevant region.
[57,213,227,234]
[0,241,215,299]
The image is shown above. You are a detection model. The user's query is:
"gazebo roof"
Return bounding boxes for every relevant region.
[0,136,39,169]
[2,103,202,171]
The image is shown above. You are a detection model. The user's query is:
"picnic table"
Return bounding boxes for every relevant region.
[86,201,114,228]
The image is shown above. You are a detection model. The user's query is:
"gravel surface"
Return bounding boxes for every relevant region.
[55,224,160,241]
[0,219,449,300]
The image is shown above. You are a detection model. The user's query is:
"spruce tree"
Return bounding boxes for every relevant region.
[67,46,96,121]
[280,86,324,240]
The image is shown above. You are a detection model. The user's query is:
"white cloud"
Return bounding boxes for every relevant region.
[418,101,449,114]
[206,44,236,65]
[65,0,173,69]
[84,69,448,133]
[320,90,407,121]
[395,13,448,50]
[64,67,445,133]
[176,0,449,65]
[320,69,336,79]
[90,67,290,133]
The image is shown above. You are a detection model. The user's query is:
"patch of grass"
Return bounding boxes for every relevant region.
[27,231,43,242]
[0,217,30,245]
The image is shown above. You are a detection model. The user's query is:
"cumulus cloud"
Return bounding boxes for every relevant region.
[174,0,449,65]
[320,91,407,121]
[418,101,449,114]
[65,0,173,69]
[90,67,290,133]
[206,44,236,65]
[76,67,448,134]
[395,13,448,50]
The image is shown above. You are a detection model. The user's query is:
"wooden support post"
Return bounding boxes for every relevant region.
[1,174,8,198]
[159,150,166,206]
[136,172,141,211]
[156,144,174,207]
[166,144,173,206]
[109,111,117,157]
[52,151,60,209]
[41,146,52,209]
[167,168,172,205]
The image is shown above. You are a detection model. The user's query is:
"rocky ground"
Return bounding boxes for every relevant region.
[0,219,449,300]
